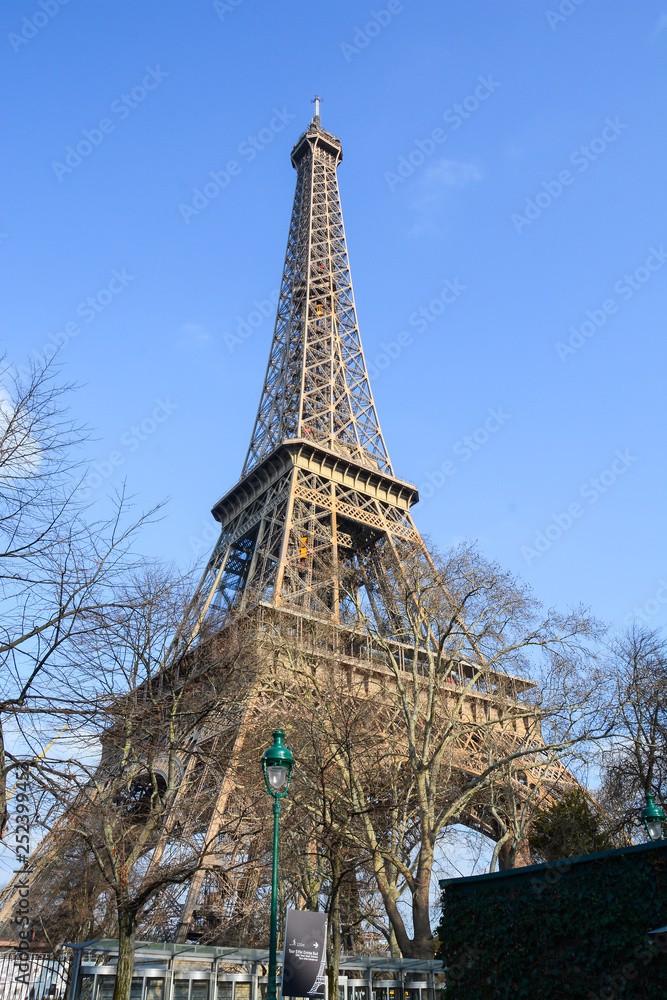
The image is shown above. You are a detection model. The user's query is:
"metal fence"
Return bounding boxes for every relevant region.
[0,951,71,1000]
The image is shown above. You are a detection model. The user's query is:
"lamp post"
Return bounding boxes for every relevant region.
[641,792,665,842]
[262,730,294,1000]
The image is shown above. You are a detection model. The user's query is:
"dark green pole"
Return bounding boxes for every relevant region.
[267,795,281,1000]
[261,730,293,1000]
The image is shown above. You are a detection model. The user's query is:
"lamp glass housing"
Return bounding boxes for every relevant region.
[647,819,663,842]
[267,765,288,790]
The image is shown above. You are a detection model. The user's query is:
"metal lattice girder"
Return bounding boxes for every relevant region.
[243,120,391,477]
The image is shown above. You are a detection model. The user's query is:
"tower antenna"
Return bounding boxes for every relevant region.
[311,94,322,122]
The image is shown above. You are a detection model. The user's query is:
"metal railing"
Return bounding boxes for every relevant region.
[0,951,71,1000]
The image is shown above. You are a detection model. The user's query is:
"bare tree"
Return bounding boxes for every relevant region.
[482,651,615,872]
[269,541,607,959]
[278,680,388,993]
[599,625,667,840]
[20,569,260,1000]
[0,355,160,837]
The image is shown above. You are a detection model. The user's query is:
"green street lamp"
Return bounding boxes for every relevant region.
[262,730,294,1000]
[641,792,665,842]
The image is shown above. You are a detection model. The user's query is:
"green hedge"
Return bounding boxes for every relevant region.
[437,843,667,999]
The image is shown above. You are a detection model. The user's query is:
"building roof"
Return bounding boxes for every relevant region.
[68,939,442,973]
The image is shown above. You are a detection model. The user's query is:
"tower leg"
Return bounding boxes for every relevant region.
[174,687,261,942]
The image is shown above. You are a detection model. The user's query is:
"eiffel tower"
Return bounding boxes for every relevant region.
[162,101,444,942]
[0,102,572,948]
[168,103,557,941]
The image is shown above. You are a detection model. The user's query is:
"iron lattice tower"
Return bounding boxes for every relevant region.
[0,108,567,948]
[174,113,552,938]
[196,111,419,629]
[167,109,456,940]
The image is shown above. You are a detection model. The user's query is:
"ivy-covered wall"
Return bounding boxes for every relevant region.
[437,842,667,999]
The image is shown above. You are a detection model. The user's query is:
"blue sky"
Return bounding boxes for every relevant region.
[1,0,666,637]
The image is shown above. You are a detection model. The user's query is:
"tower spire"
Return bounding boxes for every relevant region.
[311,94,321,125]
[242,112,391,478]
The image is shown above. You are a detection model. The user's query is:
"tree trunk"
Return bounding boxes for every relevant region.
[497,839,515,870]
[402,838,436,959]
[496,833,532,870]
[113,907,138,1000]
[513,833,532,868]
[489,829,512,873]
[388,924,400,959]
[340,868,363,952]
[0,719,8,840]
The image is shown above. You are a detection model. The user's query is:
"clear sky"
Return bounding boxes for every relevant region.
[1,0,666,638]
